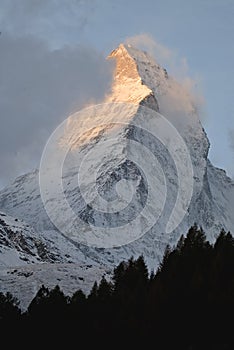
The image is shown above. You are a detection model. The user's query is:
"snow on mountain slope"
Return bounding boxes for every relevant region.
[0,263,111,310]
[0,211,101,266]
[0,211,51,266]
[0,44,234,305]
[0,211,108,308]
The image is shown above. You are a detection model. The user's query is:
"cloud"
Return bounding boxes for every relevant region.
[125,33,201,86]
[125,33,185,74]
[125,33,205,117]
[0,34,113,187]
[0,0,95,48]
[125,33,173,63]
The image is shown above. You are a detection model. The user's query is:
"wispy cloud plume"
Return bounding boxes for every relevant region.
[125,33,174,64]
[125,33,205,117]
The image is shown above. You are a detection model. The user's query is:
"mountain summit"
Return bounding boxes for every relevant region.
[0,44,234,307]
[107,44,156,105]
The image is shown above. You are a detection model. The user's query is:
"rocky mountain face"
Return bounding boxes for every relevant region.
[0,44,234,308]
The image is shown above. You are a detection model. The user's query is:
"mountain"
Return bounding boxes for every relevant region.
[0,44,234,307]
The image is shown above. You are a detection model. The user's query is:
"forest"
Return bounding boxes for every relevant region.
[1,225,234,349]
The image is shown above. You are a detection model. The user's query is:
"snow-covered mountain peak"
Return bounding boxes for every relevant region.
[60,44,161,151]
[0,44,234,306]
[107,44,153,105]
[106,44,210,204]
[107,43,202,122]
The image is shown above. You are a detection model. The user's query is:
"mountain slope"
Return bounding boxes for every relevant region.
[0,211,101,265]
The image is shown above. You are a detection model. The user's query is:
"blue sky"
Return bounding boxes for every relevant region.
[0,0,234,185]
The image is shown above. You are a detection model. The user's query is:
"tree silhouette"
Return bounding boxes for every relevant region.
[2,226,234,348]
[0,291,20,323]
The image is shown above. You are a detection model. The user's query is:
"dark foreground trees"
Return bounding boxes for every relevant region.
[1,225,234,349]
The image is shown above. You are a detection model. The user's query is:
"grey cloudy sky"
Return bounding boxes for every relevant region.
[0,1,113,187]
[0,0,234,187]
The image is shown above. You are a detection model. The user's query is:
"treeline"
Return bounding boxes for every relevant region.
[1,225,234,349]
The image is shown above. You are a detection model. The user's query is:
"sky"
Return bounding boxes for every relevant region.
[0,0,234,187]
